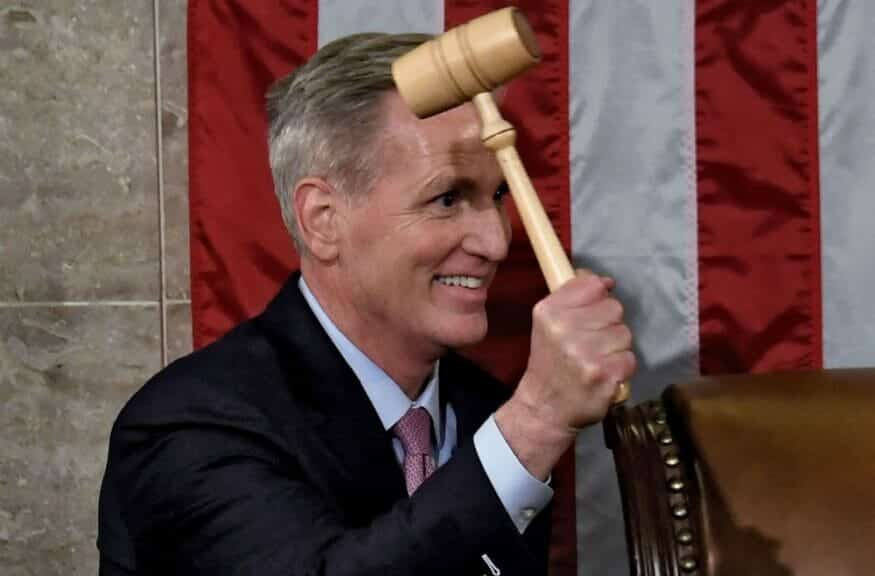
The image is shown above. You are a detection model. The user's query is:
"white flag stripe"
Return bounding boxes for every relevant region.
[569,1,697,573]
[818,0,875,368]
[568,1,699,400]
[317,0,443,47]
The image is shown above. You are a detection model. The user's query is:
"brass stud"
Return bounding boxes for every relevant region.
[668,478,685,492]
[664,453,680,467]
[679,556,698,572]
[676,529,693,544]
[654,414,667,425]
[659,433,673,445]
[672,504,688,518]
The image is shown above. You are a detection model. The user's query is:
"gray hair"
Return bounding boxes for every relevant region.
[266,32,431,252]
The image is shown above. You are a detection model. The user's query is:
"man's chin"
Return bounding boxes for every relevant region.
[434,317,489,349]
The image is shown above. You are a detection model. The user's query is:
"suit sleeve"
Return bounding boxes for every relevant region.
[109,413,546,576]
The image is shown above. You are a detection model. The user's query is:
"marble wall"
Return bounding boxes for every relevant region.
[0,1,190,573]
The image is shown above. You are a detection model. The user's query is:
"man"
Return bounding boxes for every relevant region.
[98,33,635,575]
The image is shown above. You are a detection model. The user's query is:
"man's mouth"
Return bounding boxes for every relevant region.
[434,275,485,289]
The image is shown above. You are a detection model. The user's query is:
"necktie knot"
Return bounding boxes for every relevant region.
[393,407,436,495]
[393,407,432,456]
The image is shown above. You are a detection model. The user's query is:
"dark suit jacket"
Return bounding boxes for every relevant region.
[98,274,551,575]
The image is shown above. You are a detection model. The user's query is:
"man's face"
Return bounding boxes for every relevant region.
[335,92,511,358]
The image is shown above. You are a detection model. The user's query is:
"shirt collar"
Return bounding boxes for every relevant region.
[298,276,442,444]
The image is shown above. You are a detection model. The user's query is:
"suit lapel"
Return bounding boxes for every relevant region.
[257,279,546,573]
[255,274,406,521]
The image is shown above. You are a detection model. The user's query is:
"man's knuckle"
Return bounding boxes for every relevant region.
[581,361,605,384]
[619,325,633,347]
[620,351,638,378]
[610,299,625,321]
[532,299,551,323]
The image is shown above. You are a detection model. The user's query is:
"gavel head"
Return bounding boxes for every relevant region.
[392,7,541,118]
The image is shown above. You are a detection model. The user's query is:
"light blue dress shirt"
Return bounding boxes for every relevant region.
[298,277,552,533]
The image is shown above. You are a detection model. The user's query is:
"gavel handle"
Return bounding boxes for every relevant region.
[472,92,630,405]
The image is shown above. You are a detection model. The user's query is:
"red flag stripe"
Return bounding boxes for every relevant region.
[695,0,822,374]
[188,0,316,347]
[806,0,823,371]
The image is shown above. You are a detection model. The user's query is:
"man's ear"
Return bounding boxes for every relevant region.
[293,177,341,262]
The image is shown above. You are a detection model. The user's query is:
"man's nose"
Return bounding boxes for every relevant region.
[463,204,511,262]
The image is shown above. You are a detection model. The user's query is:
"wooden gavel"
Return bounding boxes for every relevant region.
[393,7,630,405]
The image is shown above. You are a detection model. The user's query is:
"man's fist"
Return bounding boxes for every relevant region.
[496,271,636,480]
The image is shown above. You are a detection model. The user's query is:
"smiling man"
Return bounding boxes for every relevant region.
[297,88,511,397]
[98,33,635,576]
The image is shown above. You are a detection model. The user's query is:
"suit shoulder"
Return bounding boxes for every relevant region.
[113,318,296,433]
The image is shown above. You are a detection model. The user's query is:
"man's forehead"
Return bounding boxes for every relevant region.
[379,92,485,158]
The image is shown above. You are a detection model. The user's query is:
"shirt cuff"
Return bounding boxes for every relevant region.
[473,414,554,533]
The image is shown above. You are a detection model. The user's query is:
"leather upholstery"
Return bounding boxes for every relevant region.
[607,368,875,576]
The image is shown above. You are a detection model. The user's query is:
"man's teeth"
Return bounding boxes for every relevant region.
[435,275,484,289]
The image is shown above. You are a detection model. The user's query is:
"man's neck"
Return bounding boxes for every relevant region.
[301,266,441,400]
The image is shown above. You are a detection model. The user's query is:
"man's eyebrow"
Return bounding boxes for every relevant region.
[422,173,479,195]
[420,173,456,195]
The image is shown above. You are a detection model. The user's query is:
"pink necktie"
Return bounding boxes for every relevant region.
[393,407,436,495]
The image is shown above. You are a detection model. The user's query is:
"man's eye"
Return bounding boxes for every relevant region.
[436,189,460,207]
[494,182,510,202]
